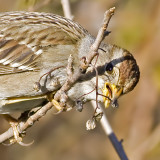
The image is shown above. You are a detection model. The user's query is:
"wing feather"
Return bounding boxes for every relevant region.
[0,11,89,75]
[0,39,39,74]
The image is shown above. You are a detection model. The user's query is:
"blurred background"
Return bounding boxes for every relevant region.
[0,0,160,160]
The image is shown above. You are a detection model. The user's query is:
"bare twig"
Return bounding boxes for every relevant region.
[54,7,115,106]
[91,7,115,51]
[0,102,53,144]
[61,0,73,20]
[80,7,115,72]
[91,101,128,160]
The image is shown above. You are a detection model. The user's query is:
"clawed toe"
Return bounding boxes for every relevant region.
[2,114,34,146]
[52,99,64,112]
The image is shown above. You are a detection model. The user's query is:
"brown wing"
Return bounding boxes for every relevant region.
[0,11,89,75]
[0,38,39,74]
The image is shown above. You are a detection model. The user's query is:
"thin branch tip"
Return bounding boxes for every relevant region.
[109,7,116,13]
[105,7,115,17]
[110,7,116,11]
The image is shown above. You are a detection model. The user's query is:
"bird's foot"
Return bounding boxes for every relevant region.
[3,114,33,146]
[47,92,66,113]
[51,99,64,114]
[9,121,22,144]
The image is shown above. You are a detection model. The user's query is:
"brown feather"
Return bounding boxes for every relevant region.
[0,11,89,75]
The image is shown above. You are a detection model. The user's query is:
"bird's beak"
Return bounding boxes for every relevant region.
[102,82,123,108]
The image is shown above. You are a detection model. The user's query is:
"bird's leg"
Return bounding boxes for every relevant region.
[2,114,22,145]
[47,91,73,114]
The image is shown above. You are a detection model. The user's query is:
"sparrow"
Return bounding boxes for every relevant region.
[0,11,140,143]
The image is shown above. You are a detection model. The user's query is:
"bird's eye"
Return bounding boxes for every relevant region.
[105,63,113,73]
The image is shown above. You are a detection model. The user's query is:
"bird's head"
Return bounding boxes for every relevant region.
[97,43,140,108]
